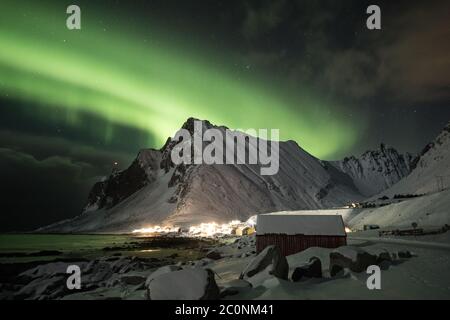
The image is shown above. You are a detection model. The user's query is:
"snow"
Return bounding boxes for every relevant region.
[223,239,450,299]
[331,144,413,197]
[331,246,365,262]
[147,268,214,300]
[3,231,450,300]
[40,119,365,233]
[374,122,450,197]
[145,265,182,286]
[348,189,450,229]
[257,213,346,236]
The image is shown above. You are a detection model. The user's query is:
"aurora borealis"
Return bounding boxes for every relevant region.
[0,0,359,158]
[1,0,449,231]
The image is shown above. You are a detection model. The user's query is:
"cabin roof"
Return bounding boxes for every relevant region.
[257,213,346,236]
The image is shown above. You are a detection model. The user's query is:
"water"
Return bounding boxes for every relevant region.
[0,234,208,263]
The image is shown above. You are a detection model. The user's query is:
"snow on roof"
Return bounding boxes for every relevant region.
[257,212,346,236]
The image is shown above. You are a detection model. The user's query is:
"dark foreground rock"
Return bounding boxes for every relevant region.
[330,246,377,274]
[240,245,288,280]
[398,251,413,258]
[291,257,322,282]
[219,279,252,298]
[206,250,222,260]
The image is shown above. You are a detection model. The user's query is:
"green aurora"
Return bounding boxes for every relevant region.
[0,0,363,159]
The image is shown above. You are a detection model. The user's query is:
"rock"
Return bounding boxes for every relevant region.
[206,250,222,260]
[379,260,391,270]
[220,287,239,298]
[398,251,412,258]
[222,279,252,289]
[376,250,392,264]
[366,248,393,266]
[219,279,252,299]
[15,275,67,300]
[291,257,322,282]
[148,268,219,300]
[84,262,114,283]
[120,275,146,286]
[330,264,344,277]
[330,246,377,273]
[145,265,182,286]
[240,245,288,280]
[192,259,209,267]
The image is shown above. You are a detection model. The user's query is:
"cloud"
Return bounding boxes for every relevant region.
[0,148,100,231]
[0,147,91,180]
[377,1,450,103]
[323,50,380,99]
[238,0,450,105]
[242,0,288,39]
[0,130,134,174]
[0,130,136,231]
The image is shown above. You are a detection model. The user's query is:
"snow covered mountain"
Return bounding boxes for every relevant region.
[375,121,450,197]
[41,118,364,233]
[330,144,414,197]
[41,118,447,234]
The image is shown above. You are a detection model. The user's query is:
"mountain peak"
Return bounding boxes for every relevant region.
[331,144,413,197]
[40,118,366,233]
[375,119,450,197]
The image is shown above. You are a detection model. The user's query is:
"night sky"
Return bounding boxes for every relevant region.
[0,0,449,231]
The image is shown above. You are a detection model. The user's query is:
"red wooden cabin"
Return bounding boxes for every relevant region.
[256,213,347,256]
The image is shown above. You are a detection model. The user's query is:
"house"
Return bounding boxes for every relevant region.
[363,224,380,231]
[234,226,256,236]
[256,212,347,256]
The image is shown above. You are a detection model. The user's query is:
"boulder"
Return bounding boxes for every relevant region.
[206,250,222,260]
[120,275,146,286]
[291,257,322,282]
[376,250,392,264]
[330,264,344,277]
[329,246,377,274]
[145,265,182,286]
[240,245,288,280]
[147,268,219,300]
[398,251,412,258]
[221,279,252,289]
[219,279,252,298]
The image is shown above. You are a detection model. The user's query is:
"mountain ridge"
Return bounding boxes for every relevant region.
[373,121,450,198]
[330,143,414,197]
[39,118,432,233]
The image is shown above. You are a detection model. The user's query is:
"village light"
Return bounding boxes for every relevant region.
[131,220,253,237]
[132,226,180,234]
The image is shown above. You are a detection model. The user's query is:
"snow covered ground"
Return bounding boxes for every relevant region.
[259,188,450,232]
[2,232,449,300]
[209,236,450,299]
[347,189,450,230]
[374,122,450,198]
